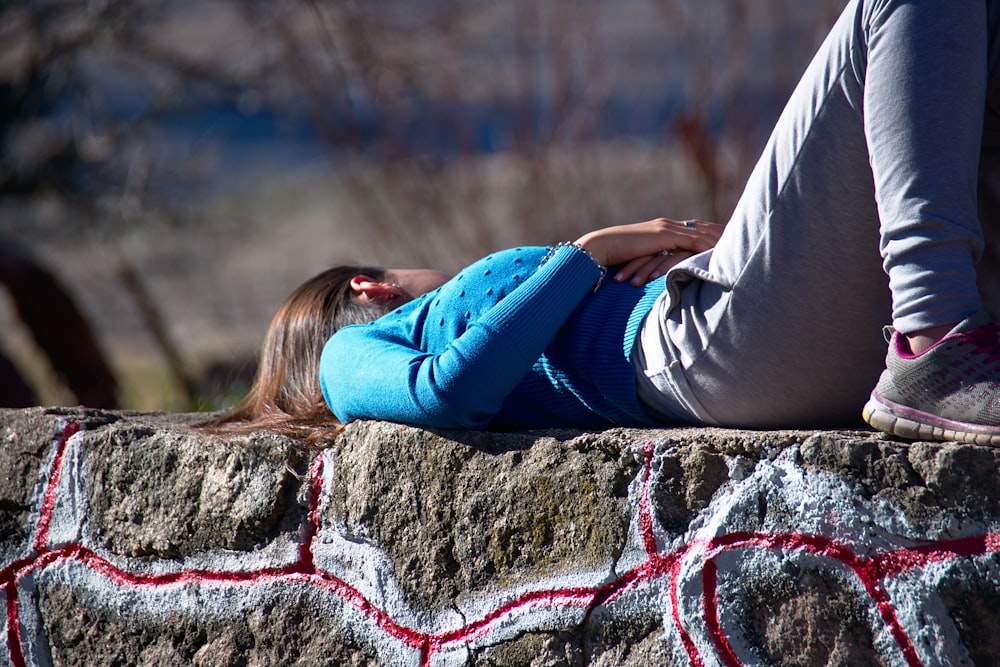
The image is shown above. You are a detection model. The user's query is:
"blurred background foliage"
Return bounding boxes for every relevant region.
[0,0,845,412]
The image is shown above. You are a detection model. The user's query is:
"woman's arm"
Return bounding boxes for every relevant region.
[321,245,600,428]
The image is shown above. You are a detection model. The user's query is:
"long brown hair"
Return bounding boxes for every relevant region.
[200,265,391,447]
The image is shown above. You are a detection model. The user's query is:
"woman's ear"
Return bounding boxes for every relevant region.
[350,275,403,304]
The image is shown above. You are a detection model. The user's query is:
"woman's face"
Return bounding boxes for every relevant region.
[387,269,453,301]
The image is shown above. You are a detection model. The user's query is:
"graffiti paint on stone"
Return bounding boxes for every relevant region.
[2,418,999,665]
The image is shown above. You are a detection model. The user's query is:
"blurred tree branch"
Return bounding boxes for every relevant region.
[0,0,845,409]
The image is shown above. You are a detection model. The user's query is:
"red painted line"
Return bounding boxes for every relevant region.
[870,534,1000,576]
[5,579,25,667]
[640,441,658,558]
[308,571,429,648]
[0,556,38,588]
[431,585,600,650]
[32,421,80,553]
[703,531,863,567]
[589,551,674,610]
[670,547,705,667]
[853,566,923,667]
[702,557,741,667]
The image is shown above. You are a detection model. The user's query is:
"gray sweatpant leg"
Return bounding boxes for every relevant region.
[639,0,1000,428]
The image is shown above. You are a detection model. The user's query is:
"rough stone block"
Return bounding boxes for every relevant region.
[2,407,1000,666]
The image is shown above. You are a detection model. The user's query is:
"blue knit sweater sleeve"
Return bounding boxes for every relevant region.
[319,245,601,428]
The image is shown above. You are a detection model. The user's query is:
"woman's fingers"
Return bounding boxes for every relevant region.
[575,217,725,268]
[609,216,724,284]
[667,218,724,251]
[614,249,695,286]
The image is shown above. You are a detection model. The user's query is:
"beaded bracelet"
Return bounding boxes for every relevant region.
[539,241,606,292]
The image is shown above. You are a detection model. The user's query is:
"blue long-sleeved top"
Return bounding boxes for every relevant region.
[319,245,665,429]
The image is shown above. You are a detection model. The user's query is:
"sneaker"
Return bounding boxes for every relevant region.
[863,313,1000,444]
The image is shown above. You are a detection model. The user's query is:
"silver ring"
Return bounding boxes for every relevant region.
[682,220,697,228]
[658,249,673,256]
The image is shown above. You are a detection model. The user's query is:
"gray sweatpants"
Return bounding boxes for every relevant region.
[637,0,1000,428]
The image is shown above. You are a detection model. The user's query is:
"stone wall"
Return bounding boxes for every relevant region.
[2,406,1000,666]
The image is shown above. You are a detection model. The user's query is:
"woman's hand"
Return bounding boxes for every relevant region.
[574,217,724,286]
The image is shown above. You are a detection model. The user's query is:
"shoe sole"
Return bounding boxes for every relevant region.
[863,394,1000,446]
